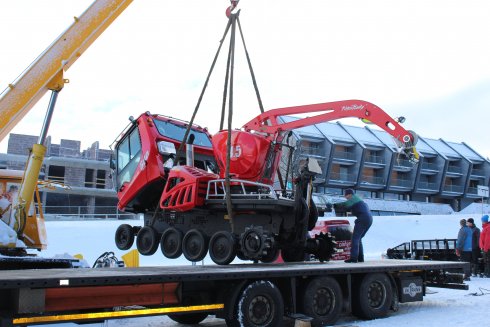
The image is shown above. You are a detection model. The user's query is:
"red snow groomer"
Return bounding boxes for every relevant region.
[113,100,419,265]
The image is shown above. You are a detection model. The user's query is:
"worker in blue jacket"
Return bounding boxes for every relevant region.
[456,218,473,280]
[339,189,373,263]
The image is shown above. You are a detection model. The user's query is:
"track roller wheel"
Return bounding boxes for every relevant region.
[260,247,279,263]
[209,231,236,265]
[352,273,393,319]
[227,280,284,327]
[160,227,183,259]
[182,229,208,262]
[136,226,159,256]
[115,224,135,250]
[301,276,343,326]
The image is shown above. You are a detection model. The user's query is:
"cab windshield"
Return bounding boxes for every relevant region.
[154,119,212,148]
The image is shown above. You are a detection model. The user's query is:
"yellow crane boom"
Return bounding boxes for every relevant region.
[0,0,133,252]
[0,0,133,142]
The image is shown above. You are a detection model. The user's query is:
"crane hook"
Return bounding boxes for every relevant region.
[226,0,239,18]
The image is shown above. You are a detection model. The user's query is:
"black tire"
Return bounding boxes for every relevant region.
[168,312,208,324]
[115,224,135,250]
[352,273,393,320]
[301,277,343,326]
[160,227,183,259]
[182,229,208,262]
[209,231,236,265]
[136,226,159,256]
[229,280,284,327]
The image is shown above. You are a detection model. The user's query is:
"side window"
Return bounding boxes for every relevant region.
[116,128,142,188]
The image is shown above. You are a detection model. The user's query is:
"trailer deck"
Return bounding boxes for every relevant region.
[0,259,468,327]
[0,259,467,288]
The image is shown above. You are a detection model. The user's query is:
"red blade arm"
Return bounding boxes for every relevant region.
[242,100,413,144]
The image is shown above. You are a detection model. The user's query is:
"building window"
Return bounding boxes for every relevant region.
[48,165,65,183]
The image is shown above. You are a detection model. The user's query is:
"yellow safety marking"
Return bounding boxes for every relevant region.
[13,303,224,325]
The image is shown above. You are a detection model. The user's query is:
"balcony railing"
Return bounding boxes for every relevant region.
[360,176,384,185]
[471,169,485,176]
[467,187,478,194]
[300,146,324,156]
[443,185,464,193]
[417,181,438,190]
[329,172,356,182]
[332,151,356,160]
[393,159,413,168]
[390,179,412,187]
[447,165,462,173]
[421,162,438,170]
[365,155,385,164]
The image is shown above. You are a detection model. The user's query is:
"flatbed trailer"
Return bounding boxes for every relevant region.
[0,259,468,327]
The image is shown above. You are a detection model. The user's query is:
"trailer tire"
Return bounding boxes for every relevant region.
[209,231,236,265]
[227,280,284,327]
[168,312,208,324]
[300,276,343,326]
[160,227,183,259]
[352,273,393,320]
[182,229,208,262]
[136,226,159,256]
[115,224,135,250]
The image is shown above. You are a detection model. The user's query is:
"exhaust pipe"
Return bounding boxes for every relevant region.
[186,134,195,167]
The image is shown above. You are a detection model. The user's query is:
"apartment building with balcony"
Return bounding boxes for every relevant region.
[278,117,490,213]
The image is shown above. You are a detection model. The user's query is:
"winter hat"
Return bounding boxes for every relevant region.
[467,218,475,224]
[482,215,489,224]
[344,188,355,196]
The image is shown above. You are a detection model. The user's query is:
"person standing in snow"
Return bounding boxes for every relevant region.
[338,188,373,263]
[479,215,490,278]
[456,218,473,280]
[467,218,481,276]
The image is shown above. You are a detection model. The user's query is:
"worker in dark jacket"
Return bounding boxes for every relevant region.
[456,218,473,280]
[467,218,481,276]
[339,189,373,263]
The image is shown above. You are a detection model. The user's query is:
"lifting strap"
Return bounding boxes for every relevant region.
[176,5,266,226]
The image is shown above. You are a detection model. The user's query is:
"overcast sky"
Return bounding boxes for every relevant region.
[1,0,489,159]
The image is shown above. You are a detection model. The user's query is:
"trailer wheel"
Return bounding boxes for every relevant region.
[136,226,159,256]
[300,276,343,326]
[209,231,236,265]
[160,227,183,259]
[115,224,135,250]
[227,280,284,327]
[182,229,208,262]
[168,312,208,324]
[352,273,393,320]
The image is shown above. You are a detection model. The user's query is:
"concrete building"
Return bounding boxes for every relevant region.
[1,134,117,217]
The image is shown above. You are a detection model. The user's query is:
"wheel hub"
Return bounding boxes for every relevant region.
[368,281,386,308]
[248,295,272,325]
[314,288,334,315]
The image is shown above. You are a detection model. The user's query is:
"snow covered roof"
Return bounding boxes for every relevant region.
[445,141,484,161]
[341,124,384,147]
[414,138,437,155]
[315,122,355,143]
[422,138,460,158]
[278,116,324,139]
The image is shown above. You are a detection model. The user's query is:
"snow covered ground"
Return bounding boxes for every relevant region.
[24,214,490,326]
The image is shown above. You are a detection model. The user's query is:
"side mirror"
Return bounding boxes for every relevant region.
[109,153,116,170]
